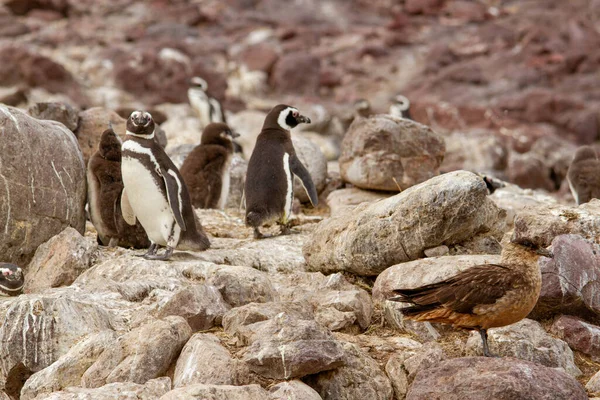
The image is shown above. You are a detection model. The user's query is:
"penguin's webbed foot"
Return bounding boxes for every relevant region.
[279,224,292,235]
[143,246,174,261]
[137,243,158,258]
[253,227,272,240]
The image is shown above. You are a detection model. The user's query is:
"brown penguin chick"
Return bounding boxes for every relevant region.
[389,238,553,357]
[567,145,600,205]
[245,104,318,239]
[180,123,240,209]
[87,126,150,248]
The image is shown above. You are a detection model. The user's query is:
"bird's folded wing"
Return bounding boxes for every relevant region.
[120,189,136,225]
[161,167,187,231]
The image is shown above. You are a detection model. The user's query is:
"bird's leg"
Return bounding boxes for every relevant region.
[138,242,158,258]
[279,222,292,235]
[253,227,272,239]
[479,329,498,357]
[144,246,174,261]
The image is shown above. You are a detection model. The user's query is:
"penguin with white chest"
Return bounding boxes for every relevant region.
[121,111,211,260]
[180,122,239,209]
[245,104,318,239]
[188,76,226,128]
[389,94,412,120]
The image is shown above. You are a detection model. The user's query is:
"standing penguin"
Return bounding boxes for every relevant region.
[121,111,211,260]
[389,94,412,120]
[87,125,150,248]
[567,145,600,205]
[245,104,318,239]
[188,76,226,128]
[180,122,240,209]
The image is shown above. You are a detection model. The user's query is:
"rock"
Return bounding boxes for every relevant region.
[311,280,372,331]
[406,357,587,400]
[506,152,556,192]
[0,45,87,106]
[225,154,247,209]
[423,245,450,257]
[512,200,600,248]
[165,143,195,169]
[402,343,446,381]
[531,234,600,319]
[305,341,393,400]
[304,171,505,276]
[0,105,86,266]
[326,188,391,217]
[586,370,600,395]
[465,319,581,377]
[0,291,113,398]
[441,130,508,175]
[28,102,79,131]
[385,355,409,400]
[237,43,279,74]
[159,384,269,400]
[228,109,267,161]
[489,184,558,228]
[24,227,97,293]
[299,131,340,161]
[241,313,345,379]
[292,136,328,203]
[271,53,321,95]
[74,108,126,167]
[269,381,322,400]
[405,0,445,15]
[80,316,191,387]
[0,86,27,106]
[173,333,235,387]
[339,115,445,191]
[21,331,116,400]
[550,315,600,361]
[155,285,230,331]
[31,377,171,400]
[223,301,315,343]
[158,104,201,147]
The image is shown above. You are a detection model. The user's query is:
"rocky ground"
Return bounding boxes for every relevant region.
[1,0,600,399]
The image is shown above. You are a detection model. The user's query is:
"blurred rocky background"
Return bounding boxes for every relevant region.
[1,0,600,399]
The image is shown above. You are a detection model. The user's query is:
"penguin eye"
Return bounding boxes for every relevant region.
[292,111,299,118]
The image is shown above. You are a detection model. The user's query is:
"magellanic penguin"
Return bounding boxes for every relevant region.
[121,111,211,260]
[87,125,150,249]
[180,122,240,209]
[389,94,412,119]
[354,98,372,119]
[0,263,23,296]
[388,237,553,357]
[567,145,600,205]
[188,76,226,129]
[245,104,318,239]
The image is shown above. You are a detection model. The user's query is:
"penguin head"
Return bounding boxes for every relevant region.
[354,99,371,112]
[99,126,122,162]
[390,94,410,112]
[190,76,208,91]
[0,263,23,296]
[127,111,155,138]
[201,122,240,148]
[572,145,598,163]
[266,104,311,131]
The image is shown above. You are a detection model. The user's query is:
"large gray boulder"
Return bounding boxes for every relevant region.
[339,115,445,191]
[292,136,327,203]
[303,171,505,276]
[0,105,86,266]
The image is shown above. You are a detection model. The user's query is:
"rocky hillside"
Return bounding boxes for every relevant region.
[1,0,600,399]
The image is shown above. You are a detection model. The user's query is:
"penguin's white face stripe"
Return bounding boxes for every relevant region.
[0,267,16,277]
[282,152,293,222]
[126,129,156,140]
[567,177,580,205]
[277,107,299,131]
[122,141,161,173]
[167,169,184,222]
[190,76,208,91]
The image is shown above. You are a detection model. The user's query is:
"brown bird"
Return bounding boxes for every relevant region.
[389,237,553,357]
[567,145,600,205]
[180,123,240,209]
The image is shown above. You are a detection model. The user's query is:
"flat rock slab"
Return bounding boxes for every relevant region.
[406,357,587,400]
[31,377,171,400]
[551,315,600,361]
[304,170,505,276]
[159,384,269,400]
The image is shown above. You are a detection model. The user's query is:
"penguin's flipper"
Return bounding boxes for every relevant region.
[120,189,137,225]
[160,167,187,231]
[289,154,319,207]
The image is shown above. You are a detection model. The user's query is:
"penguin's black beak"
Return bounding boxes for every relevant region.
[297,114,311,124]
[536,248,554,258]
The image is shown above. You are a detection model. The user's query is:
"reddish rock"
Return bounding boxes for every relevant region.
[551,315,600,361]
[28,102,79,131]
[405,0,446,15]
[532,234,600,320]
[506,153,555,191]
[406,357,587,400]
[0,15,29,37]
[0,45,88,106]
[270,52,321,95]
[443,1,487,22]
[237,43,279,75]
[4,0,69,16]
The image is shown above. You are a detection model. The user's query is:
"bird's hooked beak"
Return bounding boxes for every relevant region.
[536,248,554,258]
[296,114,311,124]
